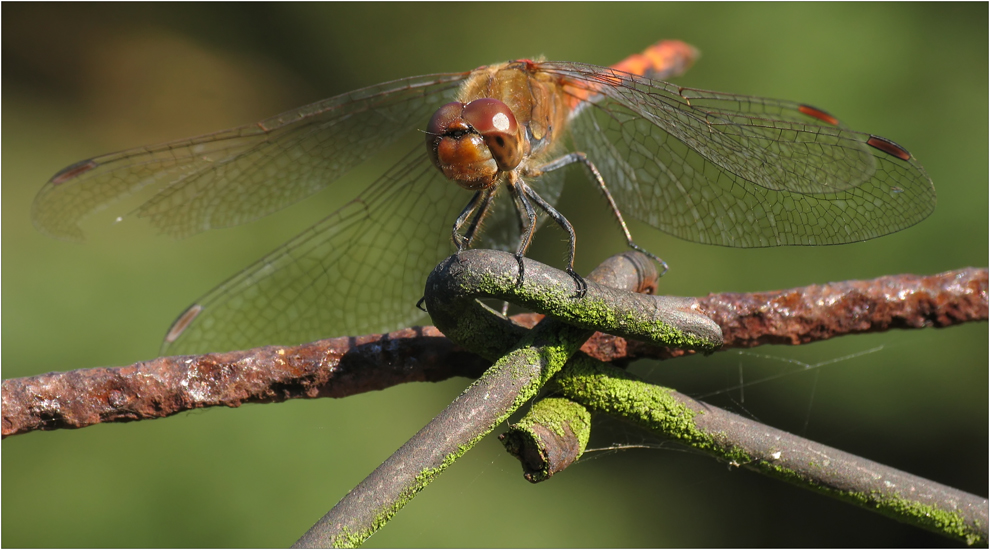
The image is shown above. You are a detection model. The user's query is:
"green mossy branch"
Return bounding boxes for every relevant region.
[294,250,986,547]
[547,356,987,545]
[295,250,713,547]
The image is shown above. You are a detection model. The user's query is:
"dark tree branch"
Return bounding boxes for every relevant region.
[3,267,984,438]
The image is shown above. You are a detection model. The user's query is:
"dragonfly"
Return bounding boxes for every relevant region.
[32,40,936,356]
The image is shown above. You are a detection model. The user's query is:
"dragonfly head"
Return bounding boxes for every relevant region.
[426,99,526,190]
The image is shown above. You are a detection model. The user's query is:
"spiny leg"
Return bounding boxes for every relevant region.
[505,176,538,288]
[532,152,668,276]
[461,189,497,251]
[420,190,495,314]
[517,180,588,298]
[452,189,495,252]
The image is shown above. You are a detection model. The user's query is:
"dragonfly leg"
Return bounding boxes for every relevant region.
[515,178,588,298]
[505,176,538,287]
[532,152,668,276]
[452,189,496,252]
[427,189,497,316]
[461,189,497,250]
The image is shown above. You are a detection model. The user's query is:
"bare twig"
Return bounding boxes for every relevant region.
[3,267,984,438]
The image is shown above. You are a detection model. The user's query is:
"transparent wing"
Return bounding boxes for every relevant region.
[162,144,481,355]
[163,144,570,355]
[33,72,469,241]
[543,62,936,247]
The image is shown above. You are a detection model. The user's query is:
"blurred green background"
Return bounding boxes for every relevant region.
[3,3,986,547]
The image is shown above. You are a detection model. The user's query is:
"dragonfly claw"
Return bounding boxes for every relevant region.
[628,243,669,277]
[566,268,588,298]
[513,253,526,288]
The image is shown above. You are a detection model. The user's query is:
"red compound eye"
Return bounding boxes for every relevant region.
[426,101,498,189]
[462,99,524,170]
[426,102,465,138]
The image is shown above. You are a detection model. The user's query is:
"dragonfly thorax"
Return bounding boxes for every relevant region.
[425,98,528,191]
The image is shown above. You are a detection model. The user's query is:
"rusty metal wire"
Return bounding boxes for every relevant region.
[3,267,986,438]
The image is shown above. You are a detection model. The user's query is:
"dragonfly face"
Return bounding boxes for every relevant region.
[31,40,935,356]
[426,98,527,190]
[424,61,590,289]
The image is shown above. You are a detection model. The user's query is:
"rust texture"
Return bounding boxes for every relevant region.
[499,422,585,483]
[2,327,487,437]
[594,266,988,363]
[3,267,985,438]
